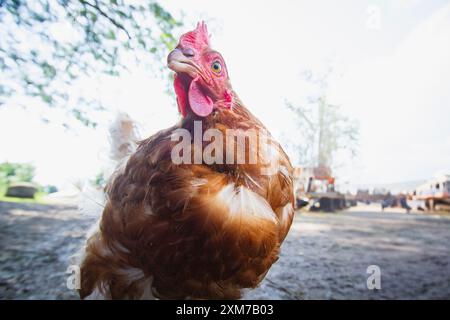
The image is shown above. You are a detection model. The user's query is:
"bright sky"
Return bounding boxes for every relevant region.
[1,0,449,191]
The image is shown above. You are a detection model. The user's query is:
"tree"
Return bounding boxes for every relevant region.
[0,0,182,127]
[0,162,35,185]
[286,71,359,170]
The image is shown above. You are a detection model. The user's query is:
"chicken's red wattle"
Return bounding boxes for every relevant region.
[188,77,213,117]
[174,75,214,117]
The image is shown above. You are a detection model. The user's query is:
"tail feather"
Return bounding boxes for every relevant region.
[109,112,140,164]
[74,112,141,299]
[77,112,140,219]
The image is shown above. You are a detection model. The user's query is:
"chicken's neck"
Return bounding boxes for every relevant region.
[177,93,271,194]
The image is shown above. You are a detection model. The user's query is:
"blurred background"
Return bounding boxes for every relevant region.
[1,0,449,299]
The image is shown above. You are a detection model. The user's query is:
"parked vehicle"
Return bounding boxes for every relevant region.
[294,165,347,212]
[413,175,450,211]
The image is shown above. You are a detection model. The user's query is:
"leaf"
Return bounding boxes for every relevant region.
[41,62,57,79]
[1,0,183,127]
[106,29,116,39]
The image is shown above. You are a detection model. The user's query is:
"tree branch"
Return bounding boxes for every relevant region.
[78,0,131,39]
[286,101,315,130]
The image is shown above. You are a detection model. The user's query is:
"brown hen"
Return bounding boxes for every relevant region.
[79,22,294,300]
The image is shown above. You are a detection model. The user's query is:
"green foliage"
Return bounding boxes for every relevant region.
[0,162,47,203]
[91,171,106,188]
[0,162,36,186]
[0,0,182,126]
[44,185,58,193]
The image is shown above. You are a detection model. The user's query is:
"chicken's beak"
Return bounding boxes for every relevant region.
[167,48,198,78]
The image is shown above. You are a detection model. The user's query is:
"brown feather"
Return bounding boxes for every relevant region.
[79,95,294,299]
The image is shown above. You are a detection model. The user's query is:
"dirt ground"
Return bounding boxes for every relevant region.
[1,200,449,300]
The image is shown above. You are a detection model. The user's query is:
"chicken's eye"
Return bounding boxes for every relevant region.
[211,61,222,74]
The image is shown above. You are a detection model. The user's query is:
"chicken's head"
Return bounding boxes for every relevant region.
[167,22,233,117]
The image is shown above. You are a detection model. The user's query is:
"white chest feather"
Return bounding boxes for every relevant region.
[216,183,277,222]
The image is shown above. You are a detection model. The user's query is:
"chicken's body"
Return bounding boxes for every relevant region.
[79,23,294,300]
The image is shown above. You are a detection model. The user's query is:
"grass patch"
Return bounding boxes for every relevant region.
[0,188,47,204]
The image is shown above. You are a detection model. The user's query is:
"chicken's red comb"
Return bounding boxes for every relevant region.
[179,21,210,50]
